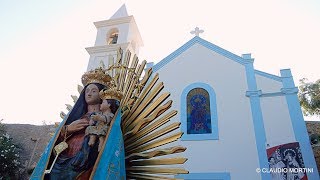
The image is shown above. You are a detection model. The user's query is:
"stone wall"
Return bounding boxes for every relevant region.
[3,124,54,179]
[306,121,320,172]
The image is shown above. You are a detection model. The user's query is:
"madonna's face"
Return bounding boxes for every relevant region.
[85,84,101,105]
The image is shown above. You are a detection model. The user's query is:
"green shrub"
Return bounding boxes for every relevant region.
[0,121,20,180]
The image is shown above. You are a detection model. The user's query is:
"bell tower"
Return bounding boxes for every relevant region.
[86,4,143,71]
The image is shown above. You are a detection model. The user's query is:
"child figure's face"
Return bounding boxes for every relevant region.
[100,99,111,111]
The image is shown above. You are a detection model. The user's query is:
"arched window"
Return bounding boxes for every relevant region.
[107,28,119,45]
[181,83,218,140]
[187,88,212,134]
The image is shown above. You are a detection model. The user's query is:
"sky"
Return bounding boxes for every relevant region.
[0,0,319,125]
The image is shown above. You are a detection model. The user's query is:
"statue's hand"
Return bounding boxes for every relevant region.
[89,119,95,126]
[91,114,105,122]
[67,119,89,133]
[105,113,114,125]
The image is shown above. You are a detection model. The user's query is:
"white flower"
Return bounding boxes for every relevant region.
[4,133,10,139]
[13,159,20,165]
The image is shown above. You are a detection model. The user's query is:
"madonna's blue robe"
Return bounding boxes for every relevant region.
[30,112,126,180]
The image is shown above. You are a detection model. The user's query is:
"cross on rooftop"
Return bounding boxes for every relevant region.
[190,27,204,37]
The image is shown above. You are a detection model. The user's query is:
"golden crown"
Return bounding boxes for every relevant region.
[81,67,112,87]
[99,87,124,102]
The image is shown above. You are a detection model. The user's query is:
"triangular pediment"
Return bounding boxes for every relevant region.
[153,36,253,72]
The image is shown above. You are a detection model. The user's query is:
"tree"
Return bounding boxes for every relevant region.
[298,78,320,116]
[0,119,21,180]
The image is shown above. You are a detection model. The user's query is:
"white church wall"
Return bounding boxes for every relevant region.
[155,43,261,179]
[128,23,139,55]
[87,52,107,71]
[127,19,143,55]
[255,74,296,147]
[260,96,296,147]
[94,23,129,46]
[86,19,131,71]
[255,73,282,93]
[87,15,141,71]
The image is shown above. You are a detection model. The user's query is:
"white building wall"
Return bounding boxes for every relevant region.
[155,43,261,179]
[255,75,296,148]
[87,52,108,70]
[87,16,142,71]
[255,74,282,93]
[128,22,139,55]
[260,96,296,147]
[95,24,129,46]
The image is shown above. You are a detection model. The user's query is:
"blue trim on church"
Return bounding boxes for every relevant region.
[280,69,319,179]
[175,172,230,180]
[244,56,270,180]
[152,36,282,88]
[152,36,252,72]
[149,36,318,178]
[180,82,219,141]
[255,69,282,82]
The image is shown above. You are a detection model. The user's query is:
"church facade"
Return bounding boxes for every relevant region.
[86,5,319,180]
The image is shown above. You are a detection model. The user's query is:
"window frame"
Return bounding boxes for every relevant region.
[181,82,219,141]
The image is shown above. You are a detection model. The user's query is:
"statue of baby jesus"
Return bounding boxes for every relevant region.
[85,99,114,152]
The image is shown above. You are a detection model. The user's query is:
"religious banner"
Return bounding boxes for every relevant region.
[267,142,307,180]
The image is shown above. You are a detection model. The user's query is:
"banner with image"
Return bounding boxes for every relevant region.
[267,142,307,180]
